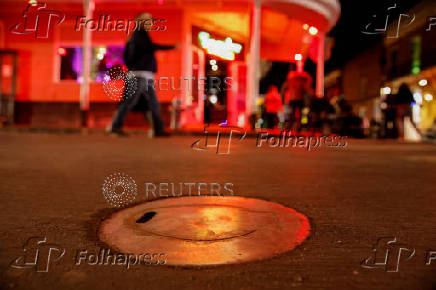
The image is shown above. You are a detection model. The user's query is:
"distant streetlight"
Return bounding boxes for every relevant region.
[381,87,391,95]
[209,95,218,104]
[294,54,303,73]
[424,93,433,101]
[418,79,428,86]
[309,26,318,36]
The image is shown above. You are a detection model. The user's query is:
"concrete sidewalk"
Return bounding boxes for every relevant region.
[0,131,435,290]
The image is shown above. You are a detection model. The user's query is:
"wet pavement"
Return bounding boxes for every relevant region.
[0,131,435,289]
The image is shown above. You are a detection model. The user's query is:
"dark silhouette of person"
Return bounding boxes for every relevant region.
[108,12,175,136]
[264,86,283,129]
[394,83,419,139]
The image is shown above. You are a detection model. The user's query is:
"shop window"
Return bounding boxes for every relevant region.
[59,46,124,82]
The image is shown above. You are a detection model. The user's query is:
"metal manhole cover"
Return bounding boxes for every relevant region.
[99,196,310,266]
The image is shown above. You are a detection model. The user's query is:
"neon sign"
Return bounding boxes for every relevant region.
[198,31,242,61]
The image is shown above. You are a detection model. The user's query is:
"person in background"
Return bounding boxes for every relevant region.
[281,71,313,131]
[107,12,176,137]
[381,93,398,138]
[264,85,283,129]
[394,83,418,139]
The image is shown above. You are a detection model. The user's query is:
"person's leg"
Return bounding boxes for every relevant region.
[396,105,405,139]
[289,101,296,128]
[294,101,303,132]
[405,104,422,136]
[143,82,165,134]
[265,113,272,129]
[111,78,145,130]
[273,114,278,128]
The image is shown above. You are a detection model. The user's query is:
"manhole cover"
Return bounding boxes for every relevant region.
[99,196,310,266]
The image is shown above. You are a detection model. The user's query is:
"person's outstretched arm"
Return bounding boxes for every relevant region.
[132,31,175,53]
[152,43,176,51]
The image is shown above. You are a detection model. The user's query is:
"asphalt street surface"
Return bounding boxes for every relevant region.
[0,131,435,290]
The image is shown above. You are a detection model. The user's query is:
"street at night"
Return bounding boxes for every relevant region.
[1,0,436,288]
[0,132,435,289]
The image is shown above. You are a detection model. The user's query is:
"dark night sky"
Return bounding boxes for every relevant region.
[258,0,424,93]
[326,0,423,72]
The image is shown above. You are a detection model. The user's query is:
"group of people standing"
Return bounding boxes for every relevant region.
[262,70,421,140]
[262,70,315,132]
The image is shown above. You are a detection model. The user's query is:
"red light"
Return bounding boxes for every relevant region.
[58,48,67,56]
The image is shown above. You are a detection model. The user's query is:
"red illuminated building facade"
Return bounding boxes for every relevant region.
[0,0,340,129]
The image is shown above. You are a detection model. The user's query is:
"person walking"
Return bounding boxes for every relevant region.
[394,83,419,139]
[264,86,283,129]
[281,71,313,131]
[107,12,176,136]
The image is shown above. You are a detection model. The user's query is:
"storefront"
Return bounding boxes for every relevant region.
[383,66,436,133]
[185,26,247,127]
[0,0,340,129]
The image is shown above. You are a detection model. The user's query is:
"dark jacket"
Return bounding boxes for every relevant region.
[395,85,414,105]
[123,29,175,73]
